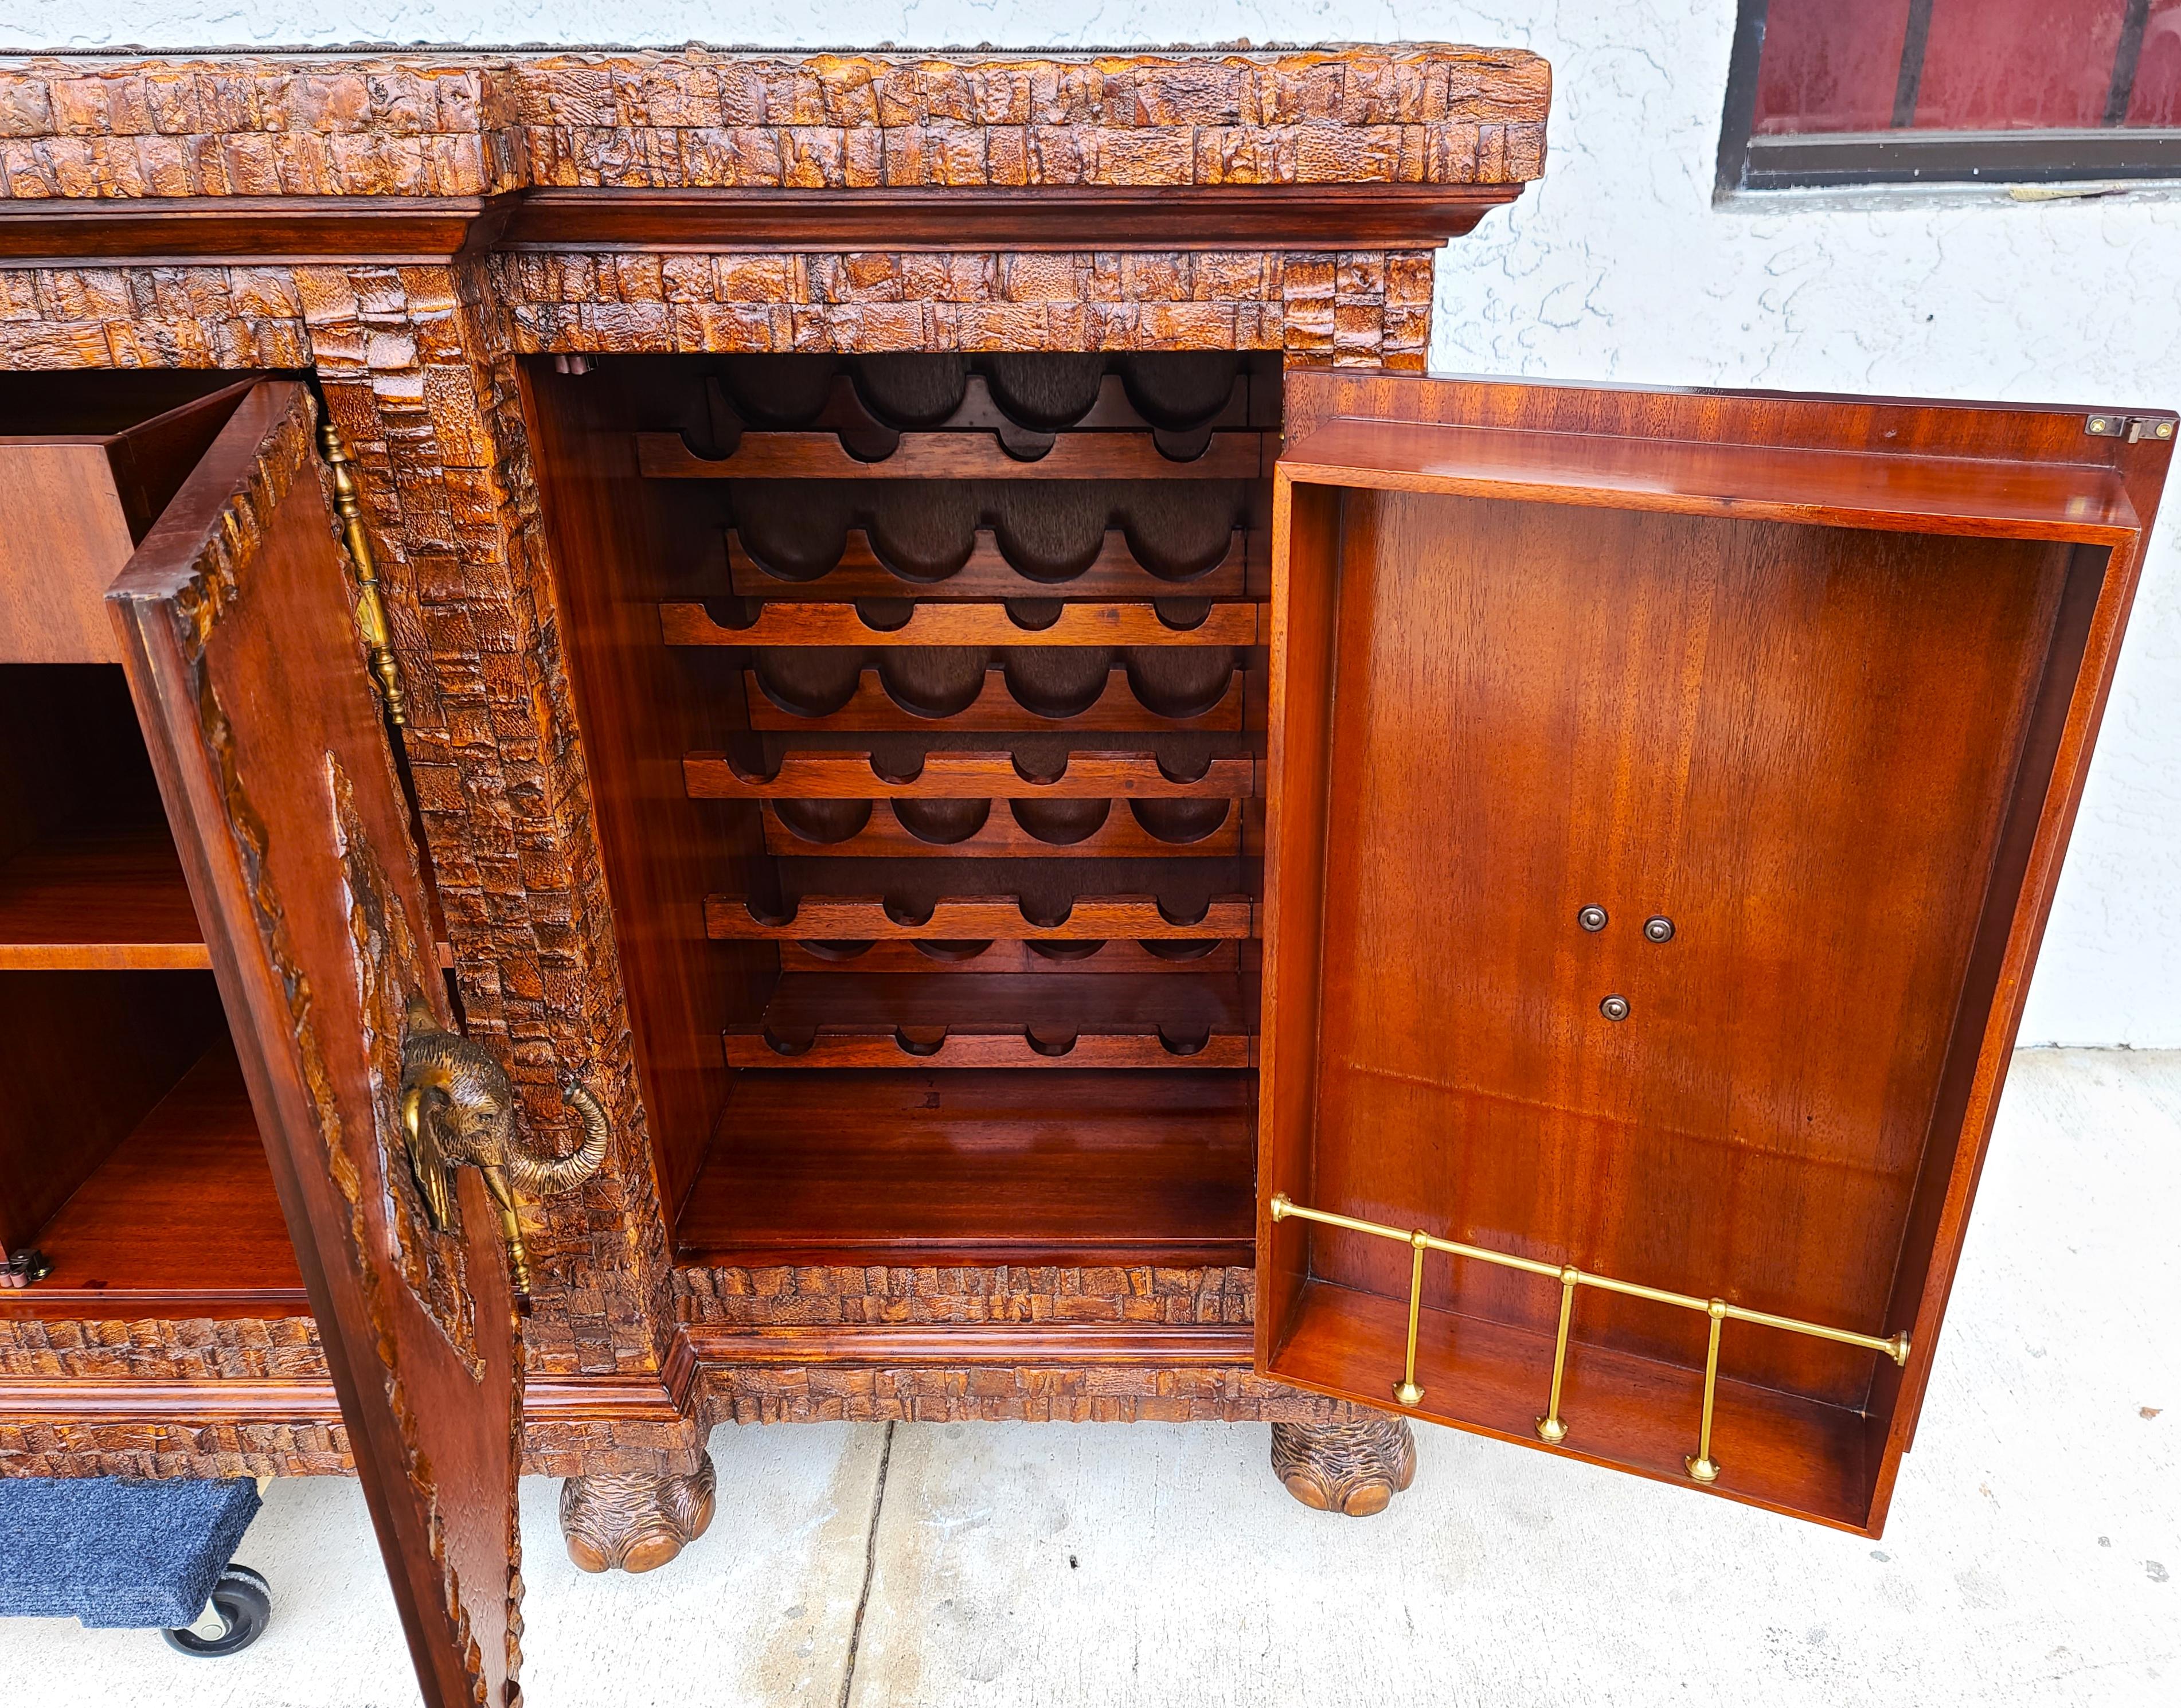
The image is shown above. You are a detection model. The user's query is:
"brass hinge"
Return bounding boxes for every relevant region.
[2085,413,2176,443]
[316,416,410,729]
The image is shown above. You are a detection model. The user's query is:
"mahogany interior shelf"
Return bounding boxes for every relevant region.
[743,666,1245,730]
[0,812,208,970]
[723,972,1253,1069]
[705,892,1255,941]
[663,599,1258,648]
[728,527,1249,600]
[9,1040,306,1311]
[685,748,1254,799]
[760,798,1240,858]
[639,430,1266,482]
[675,1069,1254,1266]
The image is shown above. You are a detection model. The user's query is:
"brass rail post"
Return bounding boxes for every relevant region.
[1535,1266,1579,1445]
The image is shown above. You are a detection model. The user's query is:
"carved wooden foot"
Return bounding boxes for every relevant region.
[1270,1416,1417,1517]
[559,1452,717,1573]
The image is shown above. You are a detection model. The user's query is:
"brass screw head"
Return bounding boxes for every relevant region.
[1600,995,1631,1022]
[2160,421,2176,439]
[1578,905,1608,932]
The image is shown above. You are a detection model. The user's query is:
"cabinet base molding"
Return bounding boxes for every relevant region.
[560,1452,718,1575]
[699,1357,1366,1425]
[1269,1416,1417,1518]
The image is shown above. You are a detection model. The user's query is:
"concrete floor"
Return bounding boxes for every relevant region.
[6,1049,2176,1706]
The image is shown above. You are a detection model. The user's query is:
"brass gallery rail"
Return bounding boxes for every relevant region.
[1267,1194,1913,1484]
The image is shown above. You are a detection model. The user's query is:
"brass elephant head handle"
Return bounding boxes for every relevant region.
[398,996,611,1293]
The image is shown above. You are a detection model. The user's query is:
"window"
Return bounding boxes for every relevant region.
[1716,0,2181,191]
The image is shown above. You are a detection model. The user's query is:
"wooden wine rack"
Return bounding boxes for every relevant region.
[683,748,1253,800]
[663,599,1259,647]
[740,665,1246,731]
[726,526,1250,600]
[652,352,1265,1093]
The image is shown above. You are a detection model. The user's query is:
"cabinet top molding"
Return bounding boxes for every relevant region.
[0,45,1548,258]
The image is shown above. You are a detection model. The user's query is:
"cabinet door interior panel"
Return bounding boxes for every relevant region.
[1258,371,2171,1535]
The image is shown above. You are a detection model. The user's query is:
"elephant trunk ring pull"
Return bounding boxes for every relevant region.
[398,996,612,1293]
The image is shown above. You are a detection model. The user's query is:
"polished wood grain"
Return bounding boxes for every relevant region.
[1256,471,1343,1370]
[665,599,1257,647]
[744,665,1245,730]
[1258,371,2172,1535]
[707,892,1253,941]
[0,378,256,665]
[760,798,1240,859]
[725,971,1250,1069]
[21,1041,305,1307]
[640,430,1265,483]
[0,197,505,264]
[1280,416,2140,544]
[0,444,135,664]
[728,527,1248,600]
[0,971,224,1261]
[109,381,521,1708]
[0,815,208,969]
[687,747,1252,799]
[677,1069,1252,1265]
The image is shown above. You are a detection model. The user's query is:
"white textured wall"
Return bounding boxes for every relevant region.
[9,2,2178,1045]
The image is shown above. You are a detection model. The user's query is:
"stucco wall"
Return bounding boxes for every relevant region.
[7,2,2177,1046]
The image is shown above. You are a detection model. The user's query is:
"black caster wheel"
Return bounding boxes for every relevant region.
[162,1563,271,1657]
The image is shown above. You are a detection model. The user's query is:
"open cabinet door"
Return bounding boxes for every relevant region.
[1258,369,2172,1535]
[107,381,523,1706]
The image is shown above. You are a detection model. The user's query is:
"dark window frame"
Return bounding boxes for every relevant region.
[1715,0,2181,195]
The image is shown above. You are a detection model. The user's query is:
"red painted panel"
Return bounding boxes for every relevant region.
[1754,0,1913,134]
[1914,0,2129,130]
[2128,0,2181,125]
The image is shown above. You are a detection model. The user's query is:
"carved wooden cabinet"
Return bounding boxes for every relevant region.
[0,43,2172,1708]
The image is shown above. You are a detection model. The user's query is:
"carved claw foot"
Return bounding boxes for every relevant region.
[1270,1416,1417,1517]
[559,1452,717,1573]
